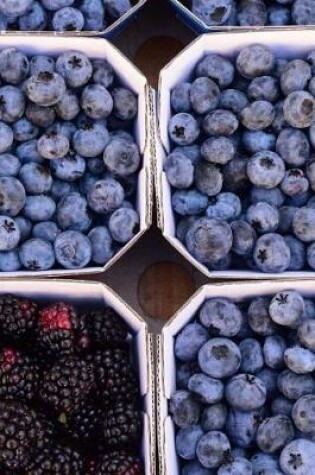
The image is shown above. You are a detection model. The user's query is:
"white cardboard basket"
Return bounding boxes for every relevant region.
[0,35,153,278]
[0,278,155,475]
[158,279,315,475]
[157,30,315,280]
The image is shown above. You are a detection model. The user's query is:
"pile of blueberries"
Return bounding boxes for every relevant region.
[0,47,141,272]
[0,0,134,32]
[166,44,315,273]
[171,290,315,474]
[186,0,315,27]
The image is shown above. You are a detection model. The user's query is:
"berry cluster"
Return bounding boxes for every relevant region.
[0,0,134,32]
[171,290,315,474]
[0,47,141,272]
[166,44,315,273]
[0,294,143,474]
[184,0,315,27]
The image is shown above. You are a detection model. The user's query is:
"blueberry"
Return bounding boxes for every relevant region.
[92,59,114,89]
[237,0,267,25]
[253,233,291,273]
[257,415,295,454]
[284,235,306,271]
[248,76,279,102]
[284,91,315,128]
[250,187,284,208]
[231,220,256,257]
[199,298,242,337]
[188,374,224,404]
[81,84,113,120]
[170,390,200,428]
[164,150,194,189]
[13,118,38,142]
[298,319,315,351]
[108,207,139,243]
[186,218,233,263]
[0,216,20,251]
[218,457,252,475]
[269,290,304,328]
[52,7,84,31]
[56,51,92,89]
[19,163,52,194]
[278,207,297,234]
[41,0,74,10]
[0,177,26,216]
[251,453,279,474]
[281,169,309,197]
[0,85,25,123]
[87,178,124,214]
[219,89,248,116]
[272,100,288,134]
[236,45,275,79]
[263,335,286,369]
[54,230,91,269]
[271,397,294,417]
[87,226,113,265]
[57,192,92,232]
[19,238,55,271]
[280,439,315,475]
[0,48,29,85]
[243,131,276,154]
[29,56,55,76]
[0,250,21,271]
[306,158,315,191]
[73,122,110,158]
[246,202,279,234]
[293,207,315,242]
[111,87,137,121]
[172,191,208,216]
[302,299,315,320]
[277,369,315,400]
[285,190,311,207]
[169,113,200,146]
[241,100,275,131]
[240,338,264,374]
[284,347,315,374]
[226,408,263,448]
[201,137,235,165]
[26,103,56,128]
[32,221,60,243]
[104,0,131,18]
[256,368,278,399]
[190,77,220,116]
[192,0,233,26]
[196,431,231,469]
[201,403,227,432]
[276,128,310,167]
[247,151,285,189]
[0,153,20,177]
[81,0,105,31]
[23,195,56,222]
[0,121,13,152]
[226,374,267,410]
[177,362,200,390]
[55,89,80,121]
[292,0,315,25]
[25,71,66,107]
[280,60,312,96]
[267,4,291,25]
[203,109,238,136]
[50,152,86,182]
[171,83,191,113]
[104,139,140,177]
[15,216,32,242]
[223,157,248,194]
[198,338,241,379]
[182,461,213,475]
[176,424,204,461]
[195,162,223,197]
[18,2,48,30]
[248,297,277,336]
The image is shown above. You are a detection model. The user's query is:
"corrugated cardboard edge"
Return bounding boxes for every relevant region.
[156,30,315,280]
[159,279,315,474]
[0,35,152,278]
[168,0,315,34]
[0,0,147,38]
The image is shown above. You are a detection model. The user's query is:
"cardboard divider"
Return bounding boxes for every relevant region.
[159,279,315,475]
[0,35,152,278]
[0,1,147,38]
[168,0,315,34]
[0,279,154,475]
[157,30,315,279]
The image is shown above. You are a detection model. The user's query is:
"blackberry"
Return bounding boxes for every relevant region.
[95,451,143,475]
[0,346,39,400]
[39,356,95,416]
[103,402,142,449]
[37,302,89,357]
[67,401,103,442]
[27,444,84,474]
[90,348,139,406]
[87,307,128,348]
[0,400,46,471]
[0,294,38,341]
